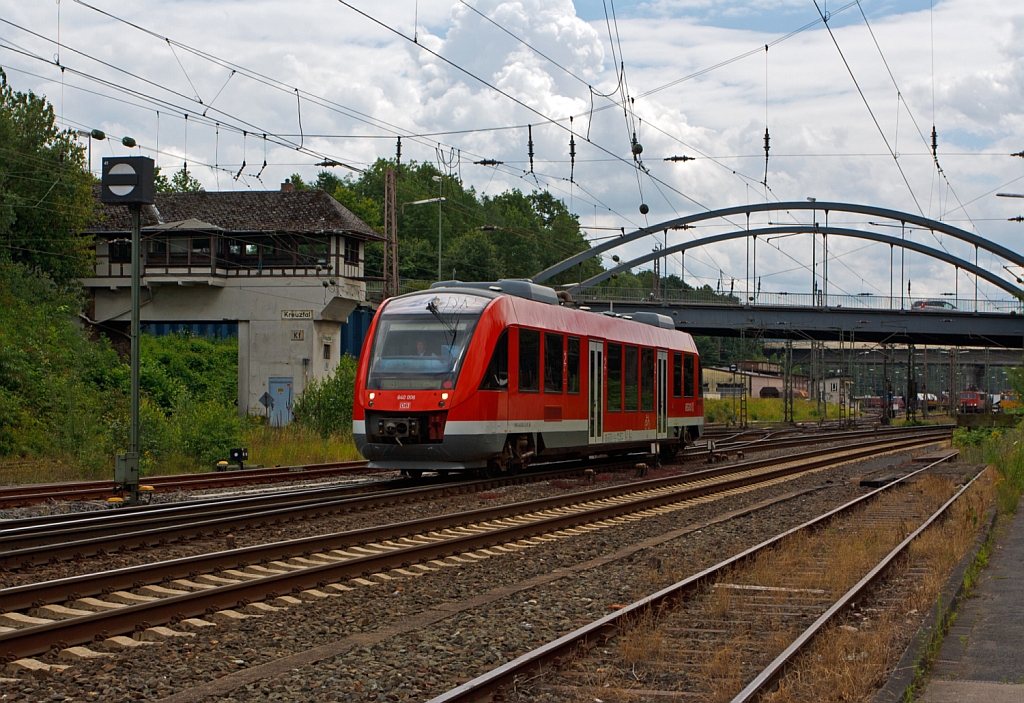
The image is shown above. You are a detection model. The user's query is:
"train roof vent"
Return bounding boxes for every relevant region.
[629,312,677,329]
[429,279,559,305]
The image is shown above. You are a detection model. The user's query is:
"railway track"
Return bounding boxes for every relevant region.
[428,449,980,703]
[0,456,649,569]
[0,460,379,509]
[0,426,947,569]
[0,429,948,663]
[0,427,949,569]
[0,425,946,510]
[681,424,953,460]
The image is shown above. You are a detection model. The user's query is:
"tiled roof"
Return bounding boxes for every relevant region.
[87,186,383,240]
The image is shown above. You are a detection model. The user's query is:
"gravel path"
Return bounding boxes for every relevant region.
[0,444,948,702]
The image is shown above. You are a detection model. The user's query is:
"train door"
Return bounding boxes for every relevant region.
[656,350,668,440]
[588,340,604,444]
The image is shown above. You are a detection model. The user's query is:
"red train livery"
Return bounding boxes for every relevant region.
[353,281,704,477]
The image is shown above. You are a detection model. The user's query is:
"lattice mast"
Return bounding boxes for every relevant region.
[383,168,399,298]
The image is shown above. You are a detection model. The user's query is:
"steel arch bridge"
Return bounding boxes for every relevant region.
[531,201,1024,348]
[534,201,1024,299]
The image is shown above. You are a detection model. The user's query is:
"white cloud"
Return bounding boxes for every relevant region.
[1,0,1022,302]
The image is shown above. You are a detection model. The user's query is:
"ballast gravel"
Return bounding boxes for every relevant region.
[0,445,949,702]
[2,434,903,587]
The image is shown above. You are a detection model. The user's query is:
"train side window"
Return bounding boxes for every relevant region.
[518,328,540,393]
[683,354,695,398]
[624,345,639,412]
[673,353,683,398]
[567,337,580,394]
[480,329,509,391]
[641,348,654,412]
[607,343,622,412]
[544,333,564,394]
[697,358,704,397]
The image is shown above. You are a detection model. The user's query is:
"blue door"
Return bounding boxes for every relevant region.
[268,377,294,426]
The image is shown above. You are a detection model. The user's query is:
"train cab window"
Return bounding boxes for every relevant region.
[673,353,683,398]
[683,354,695,398]
[641,348,654,412]
[518,328,540,393]
[567,337,581,394]
[624,346,639,412]
[479,329,509,390]
[697,358,704,397]
[544,333,564,394]
[607,343,622,412]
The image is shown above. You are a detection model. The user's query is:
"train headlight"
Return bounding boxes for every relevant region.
[369,392,375,400]
[441,392,449,400]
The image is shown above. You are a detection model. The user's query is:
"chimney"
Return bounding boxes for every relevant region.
[281,178,294,192]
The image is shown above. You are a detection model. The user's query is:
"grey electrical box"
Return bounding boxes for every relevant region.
[101,156,155,204]
[115,452,140,484]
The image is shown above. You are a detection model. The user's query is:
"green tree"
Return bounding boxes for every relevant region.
[154,165,202,193]
[322,158,604,284]
[0,69,95,283]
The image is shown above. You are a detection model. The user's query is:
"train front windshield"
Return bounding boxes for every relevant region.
[367,293,490,390]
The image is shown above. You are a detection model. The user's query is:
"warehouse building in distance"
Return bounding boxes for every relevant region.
[81,181,384,425]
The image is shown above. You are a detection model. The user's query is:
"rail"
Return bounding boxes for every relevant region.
[427,446,968,703]
[0,431,949,659]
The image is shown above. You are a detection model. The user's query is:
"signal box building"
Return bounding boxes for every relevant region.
[82,182,384,424]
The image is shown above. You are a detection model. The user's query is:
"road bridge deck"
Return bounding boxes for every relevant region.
[577,301,1024,348]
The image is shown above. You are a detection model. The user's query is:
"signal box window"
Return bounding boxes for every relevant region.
[567,337,581,394]
[518,328,540,393]
[641,348,654,412]
[684,355,695,398]
[607,343,622,412]
[624,346,639,412]
[544,333,564,394]
[480,329,509,390]
[323,344,331,360]
[673,353,683,397]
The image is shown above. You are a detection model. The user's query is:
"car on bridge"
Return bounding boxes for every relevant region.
[911,299,957,310]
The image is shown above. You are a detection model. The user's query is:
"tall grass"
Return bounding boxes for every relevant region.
[704,397,848,424]
[953,423,1024,514]
[243,423,361,467]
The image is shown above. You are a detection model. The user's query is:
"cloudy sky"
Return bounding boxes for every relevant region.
[2,0,1022,305]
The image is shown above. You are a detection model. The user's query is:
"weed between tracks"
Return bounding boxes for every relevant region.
[550,469,993,703]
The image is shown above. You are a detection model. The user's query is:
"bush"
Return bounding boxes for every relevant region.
[0,262,126,460]
[141,333,237,410]
[293,355,358,438]
[171,397,240,466]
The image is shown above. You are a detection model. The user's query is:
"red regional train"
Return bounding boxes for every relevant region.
[353,280,704,477]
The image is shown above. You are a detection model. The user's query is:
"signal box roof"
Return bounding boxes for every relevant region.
[86,186,384,241]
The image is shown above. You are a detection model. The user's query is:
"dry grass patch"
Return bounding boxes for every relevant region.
[618,611,666,670]
[759,470,995,703]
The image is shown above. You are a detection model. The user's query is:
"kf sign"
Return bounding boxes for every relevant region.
[100,156,155,204]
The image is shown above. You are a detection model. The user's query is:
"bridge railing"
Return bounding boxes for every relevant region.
[571,287,1024,314]
[365,279,1022,314]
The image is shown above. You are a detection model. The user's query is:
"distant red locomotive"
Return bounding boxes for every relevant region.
[353,281,704,477]
[958,391,987,414]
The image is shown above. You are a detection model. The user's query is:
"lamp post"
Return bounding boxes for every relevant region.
[403,194,447,282]
[75,129,106,175]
